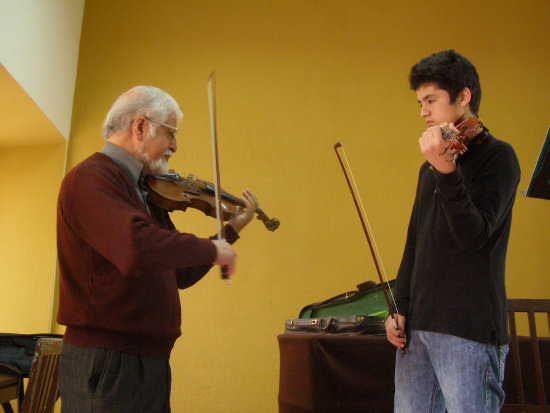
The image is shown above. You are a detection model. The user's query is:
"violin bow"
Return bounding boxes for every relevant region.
[333,141,403,338]
[208,71,231,285]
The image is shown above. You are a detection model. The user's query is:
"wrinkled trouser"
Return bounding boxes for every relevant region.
[58,342,171,413]
[394,330,508,413]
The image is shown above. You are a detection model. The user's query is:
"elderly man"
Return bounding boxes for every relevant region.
[56,86,257,413]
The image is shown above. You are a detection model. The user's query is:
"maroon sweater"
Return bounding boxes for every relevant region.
[57,153,234,359]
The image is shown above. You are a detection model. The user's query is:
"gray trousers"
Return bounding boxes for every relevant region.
[58,342,171,413]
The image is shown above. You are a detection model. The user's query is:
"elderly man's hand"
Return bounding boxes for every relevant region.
[228,189,258,233]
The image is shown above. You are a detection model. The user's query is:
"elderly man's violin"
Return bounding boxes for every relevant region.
[145,171,280,232]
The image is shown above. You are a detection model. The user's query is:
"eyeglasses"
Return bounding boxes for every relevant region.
[144,116,178,140]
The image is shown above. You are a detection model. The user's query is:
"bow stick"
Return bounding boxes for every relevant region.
[333,141,404,347]
[208,71,231,285]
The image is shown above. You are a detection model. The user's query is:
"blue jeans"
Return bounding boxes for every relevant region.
[394,330,508,413]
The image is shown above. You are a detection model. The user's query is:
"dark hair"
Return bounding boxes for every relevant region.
[409,50,481,115]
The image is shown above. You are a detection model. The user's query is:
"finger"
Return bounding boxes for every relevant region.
[385,321,400,340]
[419,130,435,147]
[242,191,258,212]
[248,189,258,206]
[224,260,235,275]
[242,194,253,209]
[422,126,441,143]
[388,326,403,339]
[243,189,258,207]
[432,125,443,138]
[242,191,254,206]
[388,336,406,349]
[449,123,460,134]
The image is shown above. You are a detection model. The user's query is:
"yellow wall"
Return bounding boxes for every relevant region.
[0,142,66,332]
[52,0,550,411]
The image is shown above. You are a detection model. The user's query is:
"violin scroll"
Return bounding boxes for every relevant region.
[257,211,280,232]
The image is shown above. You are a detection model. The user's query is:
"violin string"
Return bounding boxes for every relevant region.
[339,144,399,312]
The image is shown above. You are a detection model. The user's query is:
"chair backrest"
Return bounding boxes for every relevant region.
[502,298,550,413]
[0,362,23,413]
[20,338,63,413]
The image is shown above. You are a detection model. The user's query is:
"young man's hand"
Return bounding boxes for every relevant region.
[385,313,407,350]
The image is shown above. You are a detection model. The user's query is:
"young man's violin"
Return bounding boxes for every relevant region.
[440,116,484,157]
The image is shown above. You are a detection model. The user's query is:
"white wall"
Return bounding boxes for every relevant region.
[0,0,85,139]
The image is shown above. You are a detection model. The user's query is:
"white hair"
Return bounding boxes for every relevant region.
[101,86,183,139]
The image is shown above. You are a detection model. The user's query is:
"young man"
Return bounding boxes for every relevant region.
[385,50,520,412]
[56,86,258,413]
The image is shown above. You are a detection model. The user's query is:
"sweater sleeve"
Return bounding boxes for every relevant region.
[175,225,241,289]
[433,142,520,251]
[394,208,416,318]
[62,163,217,276]
[394,163,427,318]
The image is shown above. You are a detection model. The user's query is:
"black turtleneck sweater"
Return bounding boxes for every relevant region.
[394,128,520,345]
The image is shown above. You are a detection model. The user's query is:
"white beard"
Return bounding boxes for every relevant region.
[137,146,171,175]
[146,155,170,175]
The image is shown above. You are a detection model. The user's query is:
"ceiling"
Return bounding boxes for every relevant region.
[0,64,66,148]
